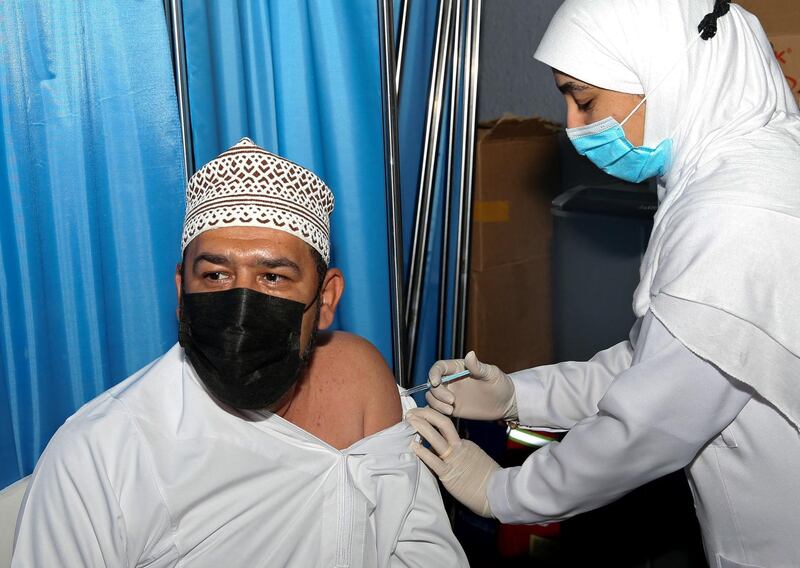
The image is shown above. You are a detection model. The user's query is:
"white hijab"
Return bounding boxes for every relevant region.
[535,0,800,428]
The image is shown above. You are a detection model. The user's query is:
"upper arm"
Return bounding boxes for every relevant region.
[362,357,403,436]
[320,332,402,435]
[490,313,752,525]
[12,426,129,567]
[392,464,469,567]
[599,312,752,446]
[12,410,173,567]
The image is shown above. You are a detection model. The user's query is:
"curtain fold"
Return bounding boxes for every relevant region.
[182,0,394,364]
[398,0,439,277]
[0,0,185,487]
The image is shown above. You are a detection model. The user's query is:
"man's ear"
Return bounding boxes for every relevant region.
[174,263,183,320]
[317,268,344,330]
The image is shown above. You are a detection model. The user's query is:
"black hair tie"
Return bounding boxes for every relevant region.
[698,0,732,40]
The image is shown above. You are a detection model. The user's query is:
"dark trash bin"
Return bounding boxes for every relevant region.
[551,183,656,362]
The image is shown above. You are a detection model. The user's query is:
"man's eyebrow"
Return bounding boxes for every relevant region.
[558,81,591,94]
[255,256,301,273]
[193,253,230,270]
[191,252,302,273]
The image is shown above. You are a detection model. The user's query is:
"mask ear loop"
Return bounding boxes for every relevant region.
[178,267,187,322]
[619,31,705,128]
[303,271,326,313]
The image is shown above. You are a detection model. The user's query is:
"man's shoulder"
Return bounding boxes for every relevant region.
[315,331,386,363]
[310,331,403,433]
[35,391,142,483]
[311,331,393,385]
[52,344,183,450]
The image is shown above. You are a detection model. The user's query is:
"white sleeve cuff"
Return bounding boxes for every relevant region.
[487,466,522,524]
[509,369,550,427]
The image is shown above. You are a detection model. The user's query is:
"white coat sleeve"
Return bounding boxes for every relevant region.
[12,406,173,567]
[487,311,752,524]
[510,331,636,429]
[391,463,469,567]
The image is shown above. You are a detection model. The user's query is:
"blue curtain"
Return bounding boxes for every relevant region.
[0,1,185,487]
[182,0,394,365]
[398,0,439,275]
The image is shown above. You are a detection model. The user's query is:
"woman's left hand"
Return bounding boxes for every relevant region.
[406,407,501,518]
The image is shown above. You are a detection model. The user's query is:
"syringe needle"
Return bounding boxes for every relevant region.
[400,369,471,397]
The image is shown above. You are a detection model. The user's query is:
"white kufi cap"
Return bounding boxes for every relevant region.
[181,138,335,263]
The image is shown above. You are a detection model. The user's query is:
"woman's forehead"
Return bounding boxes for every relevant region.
[554,70,597,91]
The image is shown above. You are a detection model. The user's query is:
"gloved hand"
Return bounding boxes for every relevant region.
[425,351,518,421]
[406,407,501,518]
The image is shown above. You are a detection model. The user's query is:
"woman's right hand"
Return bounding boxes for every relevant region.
[426,351,518,421]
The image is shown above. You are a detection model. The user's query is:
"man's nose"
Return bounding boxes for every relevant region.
[234,273,262,291]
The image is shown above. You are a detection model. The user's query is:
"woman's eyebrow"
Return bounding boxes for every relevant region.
[558,81,591,94]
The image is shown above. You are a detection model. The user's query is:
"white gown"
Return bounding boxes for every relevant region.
[11,344,468,568]
[487,311,800,568]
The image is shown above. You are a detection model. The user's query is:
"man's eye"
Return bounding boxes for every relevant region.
[205,272,229,281]
[577,99,594,112]
[264,273,282,283]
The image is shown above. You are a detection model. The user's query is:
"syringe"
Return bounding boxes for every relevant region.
[400,369,472,397]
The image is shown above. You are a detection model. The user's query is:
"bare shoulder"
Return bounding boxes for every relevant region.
[312,331,402,433]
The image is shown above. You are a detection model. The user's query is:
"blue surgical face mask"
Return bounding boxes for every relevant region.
[562,28,711,184]
[566,115,672,184]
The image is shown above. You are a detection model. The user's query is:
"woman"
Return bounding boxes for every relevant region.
[407,1,800,566]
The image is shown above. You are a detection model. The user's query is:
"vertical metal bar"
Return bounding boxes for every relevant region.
[436,0,462,361]
[164,0,196,181]
[452,0,482,358]
[377,0,409,388]
[405,0,454,375]
[395,0,410,96]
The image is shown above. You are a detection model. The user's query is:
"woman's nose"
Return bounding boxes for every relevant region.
[564,106,584,129]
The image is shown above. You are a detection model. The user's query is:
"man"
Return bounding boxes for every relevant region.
[12,138,467,567]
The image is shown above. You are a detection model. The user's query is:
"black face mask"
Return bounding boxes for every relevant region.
[178,287,318,410]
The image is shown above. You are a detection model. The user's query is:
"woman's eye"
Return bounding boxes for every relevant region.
[577,99,594,112]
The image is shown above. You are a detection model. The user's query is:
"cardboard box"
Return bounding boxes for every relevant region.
[466,116,560,373]
[737,0,800,105]
[471,117,561,271]
[468,258,552,373]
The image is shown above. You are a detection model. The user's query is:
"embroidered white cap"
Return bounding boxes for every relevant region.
[181,138,335,263]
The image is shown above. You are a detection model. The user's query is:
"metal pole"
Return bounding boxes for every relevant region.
[164,0,196,181]
[395,0,410,97]
[436,0,462,361]
[405,0,454,375]
[452,0,482,358]
[447,0,482,525]
[377,0,409,388]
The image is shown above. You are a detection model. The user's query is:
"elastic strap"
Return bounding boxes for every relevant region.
[303,275,325,313]
[621,31,705,126]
